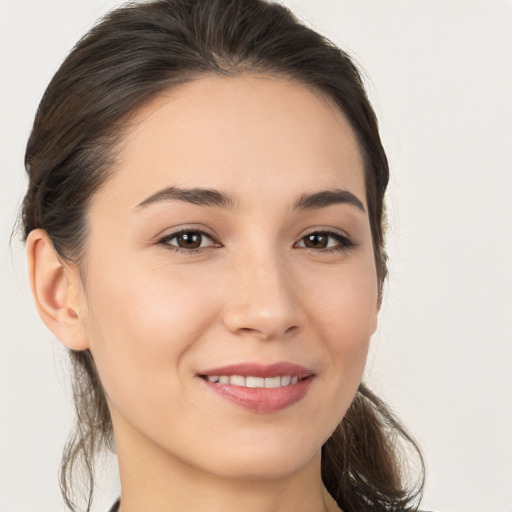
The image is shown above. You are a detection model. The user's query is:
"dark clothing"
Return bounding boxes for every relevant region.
[109,499,120,512]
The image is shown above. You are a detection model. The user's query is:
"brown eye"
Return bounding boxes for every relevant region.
[295,231,354,251]
[303,233,329,249]
[161,230,216,251]
[176,232,203,249]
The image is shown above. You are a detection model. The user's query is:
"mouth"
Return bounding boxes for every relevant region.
[200,374,302,388]
[197,362,315,413]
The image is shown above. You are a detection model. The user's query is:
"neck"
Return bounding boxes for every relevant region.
[113,419,341,512]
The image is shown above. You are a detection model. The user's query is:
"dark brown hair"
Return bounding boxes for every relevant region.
[22,0,424,510]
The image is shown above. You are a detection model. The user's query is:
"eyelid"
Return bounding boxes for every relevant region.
[294,228,356,251]
[156,226,222,252]
[153,225,355,254]
[154,224,217,241]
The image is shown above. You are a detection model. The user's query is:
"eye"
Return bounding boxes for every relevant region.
[159,229,218,252]
[295,231,354,251]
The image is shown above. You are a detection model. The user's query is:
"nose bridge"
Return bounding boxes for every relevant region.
[223,240,301,340]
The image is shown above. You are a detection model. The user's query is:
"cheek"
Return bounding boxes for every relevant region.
[308,262,378,344]
[81,259,219,417]
[303,259,378,393]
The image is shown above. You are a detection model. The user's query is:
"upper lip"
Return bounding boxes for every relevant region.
[198,362,314,379]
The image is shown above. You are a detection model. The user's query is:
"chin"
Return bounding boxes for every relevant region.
[209,455,318,482]
[191,432,324,482]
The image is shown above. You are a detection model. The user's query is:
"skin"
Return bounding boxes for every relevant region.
[27,74,379,512]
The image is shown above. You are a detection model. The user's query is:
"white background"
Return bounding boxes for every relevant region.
[1,1,511,511]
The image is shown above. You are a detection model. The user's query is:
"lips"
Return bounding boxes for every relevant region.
[200,362,313,379]
[198,362,315,413]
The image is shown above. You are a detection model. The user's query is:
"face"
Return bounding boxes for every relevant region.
[76,74,379,480]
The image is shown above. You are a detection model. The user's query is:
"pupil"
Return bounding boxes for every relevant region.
[305,234,327,248]
[178,232,201,249]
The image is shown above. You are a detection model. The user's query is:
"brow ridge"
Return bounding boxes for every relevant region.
[293,189,366,212]
[136,186,365,213]
[136,186,236,209]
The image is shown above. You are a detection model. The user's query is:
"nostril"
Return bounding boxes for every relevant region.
[284,325,299,335]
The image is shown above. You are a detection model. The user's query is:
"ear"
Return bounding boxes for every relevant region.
[26,229,89,350]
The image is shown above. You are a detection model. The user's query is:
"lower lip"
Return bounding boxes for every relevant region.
[200,377,314,413]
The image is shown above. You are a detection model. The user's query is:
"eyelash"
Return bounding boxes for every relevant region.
[158,228,219,254]
[294,230,355,253]
[157,229,355,254]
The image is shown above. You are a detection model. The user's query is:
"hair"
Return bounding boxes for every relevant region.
[21,0,425,510]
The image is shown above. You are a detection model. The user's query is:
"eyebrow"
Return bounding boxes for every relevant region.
[135,186,365,213]
[293,189,366,213]
[136,186,237,210]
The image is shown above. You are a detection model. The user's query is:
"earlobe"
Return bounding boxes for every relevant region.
[26,229,89,351]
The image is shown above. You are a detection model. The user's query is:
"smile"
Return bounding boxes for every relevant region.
[204,375,299,387]
[198,362,315,412]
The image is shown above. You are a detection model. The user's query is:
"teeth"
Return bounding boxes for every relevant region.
[265,376,281,388]
[205,374,301,388]
[246,376,264,388]
[229,375,245,386]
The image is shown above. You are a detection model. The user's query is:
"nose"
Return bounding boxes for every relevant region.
[221,250,304,341]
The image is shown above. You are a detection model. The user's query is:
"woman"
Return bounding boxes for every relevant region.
[22,0,425,511]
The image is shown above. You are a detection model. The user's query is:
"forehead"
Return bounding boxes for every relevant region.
[93,73,366,211]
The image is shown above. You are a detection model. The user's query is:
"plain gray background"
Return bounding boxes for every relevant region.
[1,1,511,511]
